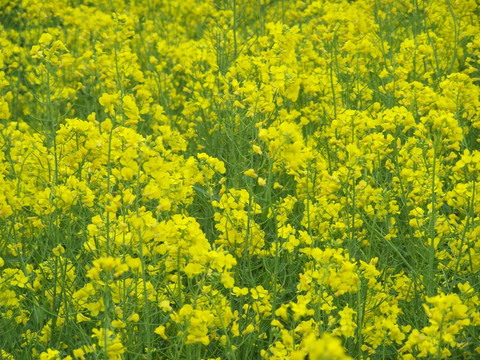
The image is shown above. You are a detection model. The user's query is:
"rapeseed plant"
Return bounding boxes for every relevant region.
[0,0,479,358]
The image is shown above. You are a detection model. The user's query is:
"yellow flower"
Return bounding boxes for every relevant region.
[39,349,60,360]
[232,287,249,297]
[154,325,168,340]
[241,324,255,335]
[221,272,235,288]
[159,300,173,312]
[0,97,10,120]
[52,245,65,256]
[107,340,125,359]
[38,33,53,47]
[73,348,85,360]
[76,313,90,323]
[111,320,126,329]
[304,332,352,360]
[184,262,204,278]
[336,305,357,338]
[243,168,258,178]
[127,313,140,322]
[122,95,140,125]
[99,92,120,116]
[253,144,263,155]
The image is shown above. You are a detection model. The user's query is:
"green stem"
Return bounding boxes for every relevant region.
[427,138,438,296]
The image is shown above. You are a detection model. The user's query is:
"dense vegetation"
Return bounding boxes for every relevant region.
[0,0,479,359]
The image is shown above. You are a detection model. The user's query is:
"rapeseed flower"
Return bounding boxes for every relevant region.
[1,0,480,358]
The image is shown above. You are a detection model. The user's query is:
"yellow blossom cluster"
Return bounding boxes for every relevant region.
[0,0,480,359]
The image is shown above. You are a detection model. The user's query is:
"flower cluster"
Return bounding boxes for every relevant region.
[0,0,479,359]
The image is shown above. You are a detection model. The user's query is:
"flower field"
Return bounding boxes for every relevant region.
[1,0,480,358]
